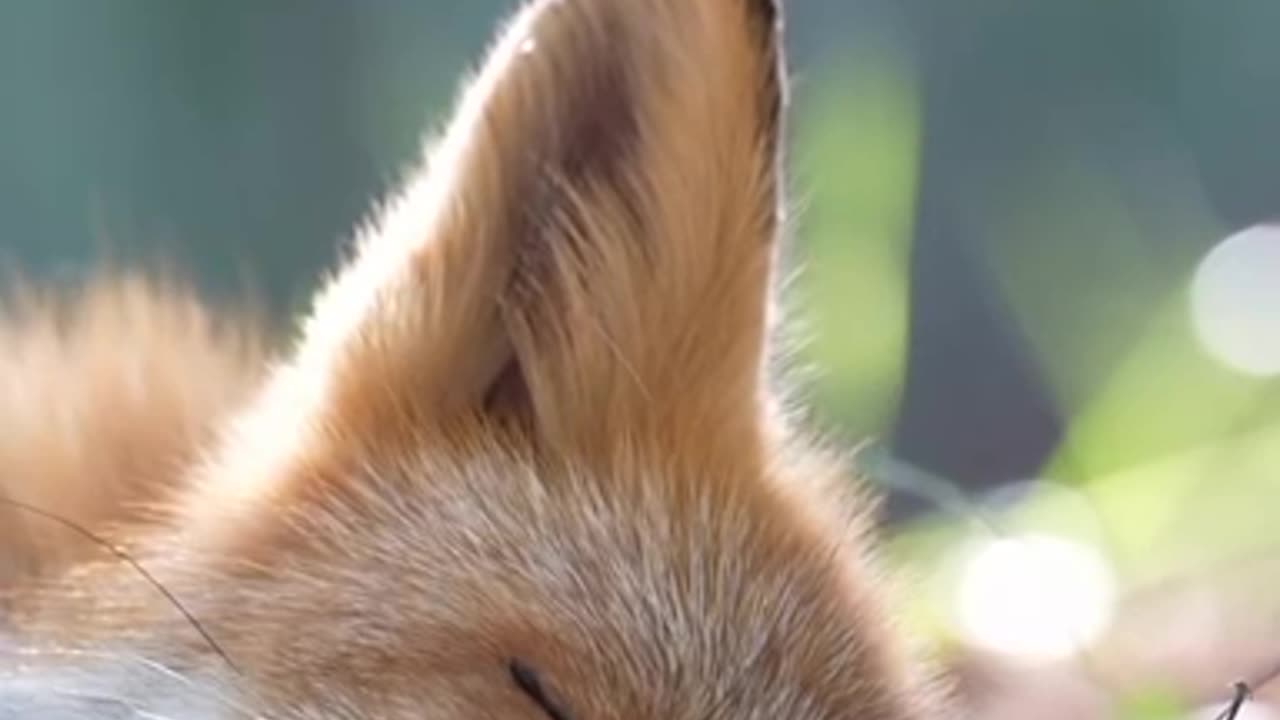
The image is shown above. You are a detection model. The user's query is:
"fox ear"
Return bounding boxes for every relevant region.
[295,0,787,467]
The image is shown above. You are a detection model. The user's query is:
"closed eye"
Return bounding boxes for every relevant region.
[509,659,573,720]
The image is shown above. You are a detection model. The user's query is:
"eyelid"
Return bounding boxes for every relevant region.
[508,659,573,720]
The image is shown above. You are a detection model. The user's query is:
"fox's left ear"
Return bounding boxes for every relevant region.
[262,0,787,474]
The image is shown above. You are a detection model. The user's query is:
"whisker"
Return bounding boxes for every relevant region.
[0,495,239,674]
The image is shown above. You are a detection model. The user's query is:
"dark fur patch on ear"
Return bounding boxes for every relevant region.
[746,0,782,38]
[753,0,788,242]
[541,9,638,187]
[510,4,642,305]
[489,2,645,429]
[757,0,781,22]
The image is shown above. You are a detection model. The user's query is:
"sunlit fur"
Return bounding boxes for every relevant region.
[0,274,265,591]
[1,0,946,717]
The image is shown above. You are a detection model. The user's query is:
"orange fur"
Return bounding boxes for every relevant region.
[2,1,948,717]
[0,274,266,590]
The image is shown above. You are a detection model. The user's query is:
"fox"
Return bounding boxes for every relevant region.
[0,0,947,717]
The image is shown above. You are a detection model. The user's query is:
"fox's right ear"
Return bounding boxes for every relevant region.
[240,0,787,480]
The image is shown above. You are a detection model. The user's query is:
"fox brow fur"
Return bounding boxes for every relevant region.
[1,0,948,718]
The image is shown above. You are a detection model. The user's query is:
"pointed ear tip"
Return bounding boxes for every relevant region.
[752,0,783,27]
[525,0,785,39]
[745,0,785,45]
[748,0,788,84]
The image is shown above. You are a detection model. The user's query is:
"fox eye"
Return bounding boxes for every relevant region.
[509,659,573,720]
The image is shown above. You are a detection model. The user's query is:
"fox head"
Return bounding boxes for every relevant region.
[4,0,944,717]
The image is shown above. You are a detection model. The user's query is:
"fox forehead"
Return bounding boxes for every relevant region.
[242,443,852,644]
[151,444,898,718]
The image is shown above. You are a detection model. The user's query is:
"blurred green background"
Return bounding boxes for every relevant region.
[3,1,1280,716]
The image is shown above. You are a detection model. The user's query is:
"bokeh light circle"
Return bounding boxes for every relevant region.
[1191,224,1280,377]
[956,534,1116,663]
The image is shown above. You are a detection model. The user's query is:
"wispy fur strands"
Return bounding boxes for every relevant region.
[0,275,266,590]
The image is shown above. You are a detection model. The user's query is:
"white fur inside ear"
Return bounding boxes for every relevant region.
[0,644,248,720]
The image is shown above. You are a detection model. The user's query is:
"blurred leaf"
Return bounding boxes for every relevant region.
[1115,686,1188,719]
[794,42,921,434]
